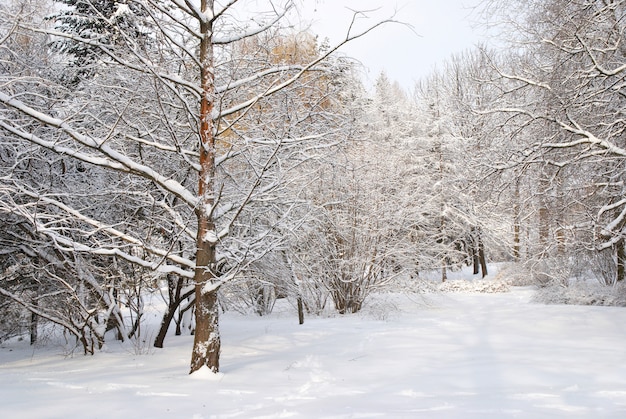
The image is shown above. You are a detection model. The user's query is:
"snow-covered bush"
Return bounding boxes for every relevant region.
[358,295,401,321]
[383,268,511,294]
[0,297,28,344]
[588,249,620,286]
[494,262,535,286]
[532,281,626,307]
[220,277,278,316]
[382,275,438,294]
[438,279,510,293]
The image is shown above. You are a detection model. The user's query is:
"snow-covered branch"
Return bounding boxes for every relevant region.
[0,93,199,208]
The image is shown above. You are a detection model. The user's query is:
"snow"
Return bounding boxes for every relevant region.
[2,287,626,418]
[204,229,218,244]
[189,366,224,381]
[111,4,131,20]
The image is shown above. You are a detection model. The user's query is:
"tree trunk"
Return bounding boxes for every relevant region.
[190,282,220,374]
[471,230,479,275]
[513,178,521,260]
[30,306,38,346]
[154,290,194,348]
[472,250,480,275]
[110,286,123,341]
[478,234,488,278]
[190,0,220,374]
[297,297,304,325]
[155,274,178,347]
[282,251,305,325]
[538,176,550,257]
[617,240,625,283]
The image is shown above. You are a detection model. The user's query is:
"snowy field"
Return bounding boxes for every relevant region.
[2,287,626,418]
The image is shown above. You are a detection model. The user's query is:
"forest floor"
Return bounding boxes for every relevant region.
[1,279,626,418]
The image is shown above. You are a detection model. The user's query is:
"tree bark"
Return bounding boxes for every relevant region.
[472,250,480,275]
[30,304,38,346]
[538,176,550,257]
[617,240,625,283]
[478,234,488,278]
[513,178,521,260]
[471,229,479,275]
[297,297,304,325]
[154,280,194,348]
[190,0,221,374]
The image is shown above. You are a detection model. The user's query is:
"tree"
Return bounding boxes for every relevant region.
[0,0,389,373]
[283,71,428,314]
[411,51,510,280]
[52,0,149,83]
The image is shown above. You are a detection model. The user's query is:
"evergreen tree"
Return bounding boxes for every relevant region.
[52,0,146,83]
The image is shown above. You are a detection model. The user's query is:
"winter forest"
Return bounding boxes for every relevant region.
[2,0,626,417]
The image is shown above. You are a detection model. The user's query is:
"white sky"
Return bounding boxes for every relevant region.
[295,0,488,90]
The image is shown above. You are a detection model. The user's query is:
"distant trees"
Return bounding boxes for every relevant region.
[478,0,626,284]
[405,0,626,286]
[410,49,514,281]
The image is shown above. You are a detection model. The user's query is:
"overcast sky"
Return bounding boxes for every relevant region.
[295,0,488,90]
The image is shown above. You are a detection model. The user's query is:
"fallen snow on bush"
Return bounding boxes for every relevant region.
[388,264,511,294]
[533,281,626,307]
[437,278,510,293]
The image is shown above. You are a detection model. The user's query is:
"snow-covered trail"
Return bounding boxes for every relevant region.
[1,288,626,418]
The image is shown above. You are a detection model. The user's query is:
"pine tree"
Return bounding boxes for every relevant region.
[52,0,145,82]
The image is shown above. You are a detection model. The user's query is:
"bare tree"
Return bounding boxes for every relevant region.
[0,0,389,372]
[479,0,626,283]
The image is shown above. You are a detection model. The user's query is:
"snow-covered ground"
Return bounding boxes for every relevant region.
[1,287,626,418]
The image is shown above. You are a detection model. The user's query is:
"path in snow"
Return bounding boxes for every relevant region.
[1,288,626,418]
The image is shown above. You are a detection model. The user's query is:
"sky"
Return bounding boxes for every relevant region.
[296,0,488,90]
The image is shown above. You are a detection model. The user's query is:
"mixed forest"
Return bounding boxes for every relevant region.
[1,0,626,374]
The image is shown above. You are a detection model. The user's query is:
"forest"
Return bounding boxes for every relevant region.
[2,0,626,379]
